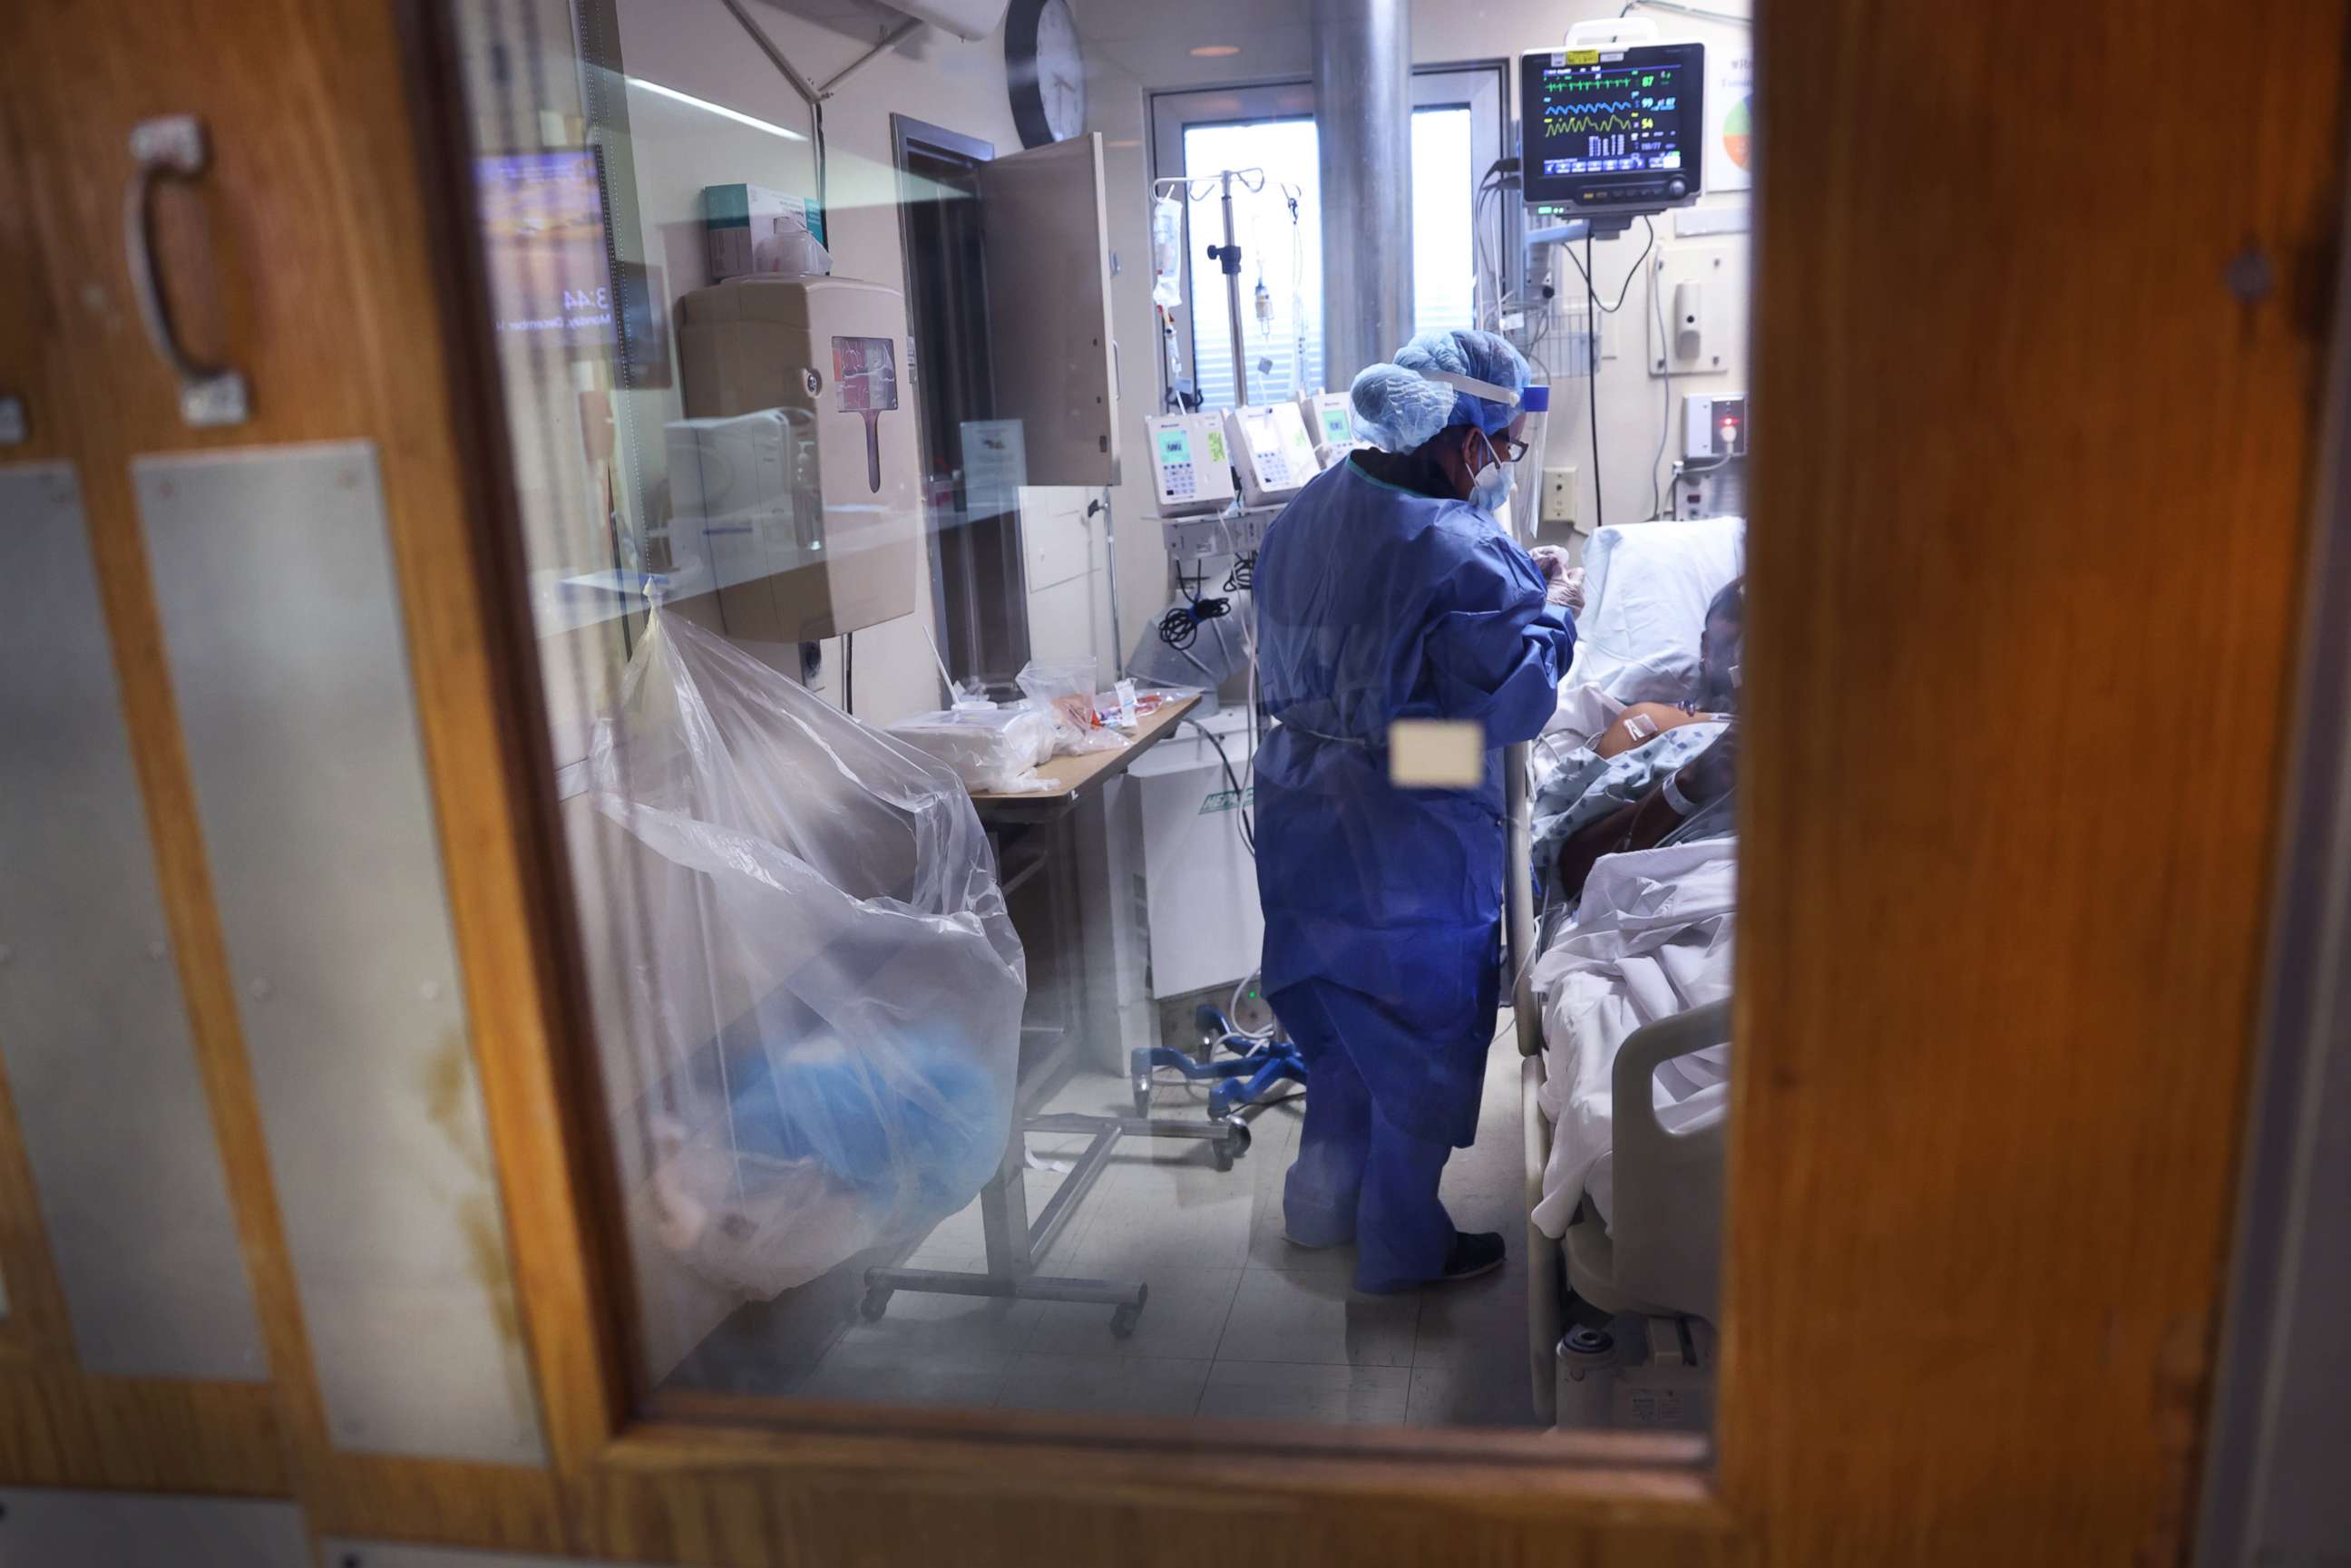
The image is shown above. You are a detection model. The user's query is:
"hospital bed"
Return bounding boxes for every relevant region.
[1503,516,1742,1428]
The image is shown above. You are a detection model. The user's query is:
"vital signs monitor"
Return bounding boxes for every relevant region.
[1520,43,1704,221]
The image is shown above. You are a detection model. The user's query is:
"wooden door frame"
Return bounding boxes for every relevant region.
[0,0,2341,1562]
[398,0,2351,1561]
[2193,112,2351,1564]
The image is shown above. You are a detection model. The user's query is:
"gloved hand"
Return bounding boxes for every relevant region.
[1529,546,1584,612]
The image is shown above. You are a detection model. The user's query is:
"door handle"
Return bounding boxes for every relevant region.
[1104,338,1121,454]
[124,115,249,428]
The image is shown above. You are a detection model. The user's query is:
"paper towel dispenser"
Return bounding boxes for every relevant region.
[674,276,921,641]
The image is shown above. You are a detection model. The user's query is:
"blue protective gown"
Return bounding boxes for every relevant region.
[1253,456,1574,1289]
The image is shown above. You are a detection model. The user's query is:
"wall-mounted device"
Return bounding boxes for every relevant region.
[1297,391,1358,463]
[1683,393,1747,459]
[1144,412,1236,516]
[1224,402,1321,509]
[1521,41,1704,229]
[1675,391,1748,521]
[676,275,920,641]
[1162,508,1270,563]
[666,410,821,603]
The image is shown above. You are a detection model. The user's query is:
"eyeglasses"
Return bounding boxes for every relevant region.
[1483,433,1531,463]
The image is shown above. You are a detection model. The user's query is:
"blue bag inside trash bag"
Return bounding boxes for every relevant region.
[712,989,1009,1222]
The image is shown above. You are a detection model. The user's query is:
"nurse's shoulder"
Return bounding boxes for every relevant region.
[1418,502,1547,602]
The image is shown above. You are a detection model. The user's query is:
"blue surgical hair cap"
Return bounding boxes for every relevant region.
[1346,329,1532,453]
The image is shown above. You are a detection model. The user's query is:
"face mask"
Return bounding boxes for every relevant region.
[1468,431,1514,514]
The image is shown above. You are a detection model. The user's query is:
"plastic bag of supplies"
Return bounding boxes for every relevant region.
[888,703,1058,794]
[588,609,1026,1299]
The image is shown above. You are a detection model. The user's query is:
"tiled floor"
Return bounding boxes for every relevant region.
[668,1017,1540,1429]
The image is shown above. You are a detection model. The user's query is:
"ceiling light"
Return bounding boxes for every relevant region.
[628,77,806,141]
[1189,44,1242,57]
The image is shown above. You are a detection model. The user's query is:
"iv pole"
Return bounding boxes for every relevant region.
[1155,168,1266,407]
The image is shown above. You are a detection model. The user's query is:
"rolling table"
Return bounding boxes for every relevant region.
[966,690,1202,819]
[859,695,1253,1338]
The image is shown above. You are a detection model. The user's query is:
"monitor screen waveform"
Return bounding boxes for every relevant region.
[1527,54,1693,178]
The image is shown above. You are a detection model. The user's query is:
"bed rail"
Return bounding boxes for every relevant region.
[1506,737,1562,1423]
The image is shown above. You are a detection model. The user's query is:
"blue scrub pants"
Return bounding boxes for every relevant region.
[1273,980,1458,1293]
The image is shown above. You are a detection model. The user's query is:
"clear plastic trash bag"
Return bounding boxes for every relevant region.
[589,609,1027,1299]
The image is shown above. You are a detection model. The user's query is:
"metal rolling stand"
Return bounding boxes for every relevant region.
[857,696,1251,1339]
[856,1108,1245,1338]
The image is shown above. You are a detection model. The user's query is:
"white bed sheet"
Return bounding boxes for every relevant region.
[1529,837,1735,1235]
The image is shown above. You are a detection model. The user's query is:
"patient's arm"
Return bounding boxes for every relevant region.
[1554,727,1740,897]
[1554,800,1644,898]
[1594,701,1719,758]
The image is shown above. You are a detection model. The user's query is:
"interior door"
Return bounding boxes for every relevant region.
[893,113,1033,689]
[977,131,1122,485]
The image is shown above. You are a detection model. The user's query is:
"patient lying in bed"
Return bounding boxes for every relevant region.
[1534,578,1743,909]
[1526,542,1741,1243]
[1550,575,1742,750]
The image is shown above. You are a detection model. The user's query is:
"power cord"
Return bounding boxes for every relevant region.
[1185,716,1254,857]
[1559,217,1655,314]
[1650,238,1673,519]
[1584,233,1605,532]
[1559,217,1661,529]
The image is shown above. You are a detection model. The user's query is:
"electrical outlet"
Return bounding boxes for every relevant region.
[1541,466,1578,526]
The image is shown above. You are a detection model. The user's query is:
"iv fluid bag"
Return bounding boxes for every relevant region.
[1152,195,1184,309]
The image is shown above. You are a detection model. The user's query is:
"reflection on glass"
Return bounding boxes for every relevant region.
[454,0,1751,1437]
[476,151,619,346]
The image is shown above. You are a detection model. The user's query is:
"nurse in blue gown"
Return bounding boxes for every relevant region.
[1253,329,1579,1294]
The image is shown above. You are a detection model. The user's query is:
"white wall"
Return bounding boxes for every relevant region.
[1075,0,1754,656]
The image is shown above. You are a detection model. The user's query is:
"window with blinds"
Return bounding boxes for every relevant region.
[1180,105,1478,409]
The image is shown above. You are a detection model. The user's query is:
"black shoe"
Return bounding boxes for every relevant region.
[1437,1230,1507,1284]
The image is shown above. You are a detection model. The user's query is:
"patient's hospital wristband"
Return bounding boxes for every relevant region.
[1662,767,1700,817]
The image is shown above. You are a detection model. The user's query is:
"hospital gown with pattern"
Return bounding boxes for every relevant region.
[1530,720,1728,904]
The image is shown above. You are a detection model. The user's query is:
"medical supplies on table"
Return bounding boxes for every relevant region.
[889,703,1058,794]
[1017,658,1130,756]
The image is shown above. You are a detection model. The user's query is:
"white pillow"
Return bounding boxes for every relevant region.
[1566,517,1745,705]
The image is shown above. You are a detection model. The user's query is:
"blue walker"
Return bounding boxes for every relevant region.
[1129,1003,1308,1129]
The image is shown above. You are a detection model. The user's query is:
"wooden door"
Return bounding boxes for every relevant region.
[0,1,2343,1565]
[0,0,595,1551]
